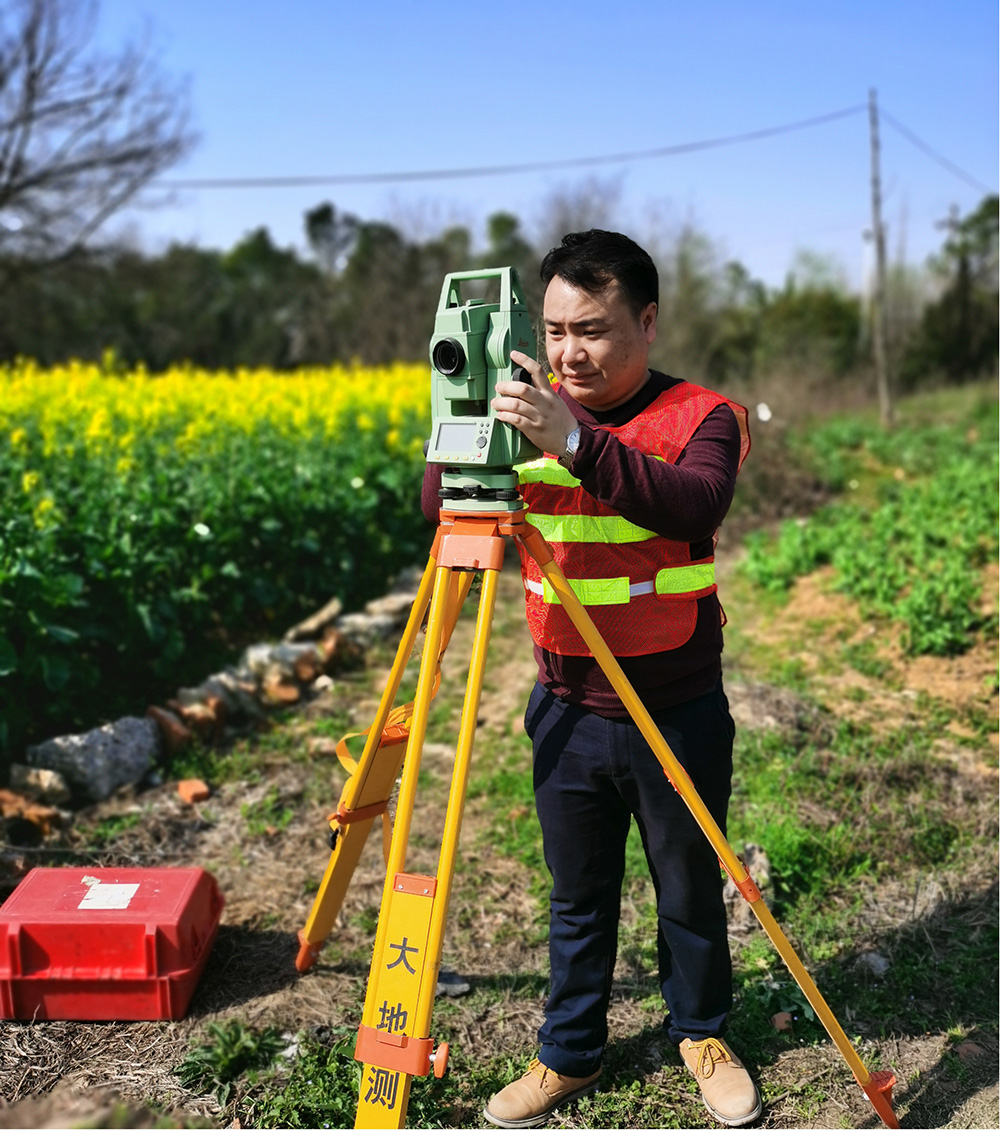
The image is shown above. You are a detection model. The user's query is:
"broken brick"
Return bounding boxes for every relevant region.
[177,779,211,804]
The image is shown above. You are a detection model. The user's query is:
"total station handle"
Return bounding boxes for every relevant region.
[438,267,528,315]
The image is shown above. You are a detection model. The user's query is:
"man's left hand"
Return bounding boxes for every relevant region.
[492,349,578,456]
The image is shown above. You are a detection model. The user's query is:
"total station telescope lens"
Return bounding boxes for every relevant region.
[433,338,465,375]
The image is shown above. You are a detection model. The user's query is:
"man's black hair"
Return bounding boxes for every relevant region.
[540,229,659,317]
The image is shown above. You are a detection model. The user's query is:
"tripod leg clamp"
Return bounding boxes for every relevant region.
[329,799,389,826]
[355,1025,434,1076]
[718,856,763,903]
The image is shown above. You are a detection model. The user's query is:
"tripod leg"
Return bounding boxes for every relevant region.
[296,551,475,972]
[353,562,455,1128]
[295,554,435,970]
[354,564,500,1128]
[414,565,497,1037]
[519,526,900,1129]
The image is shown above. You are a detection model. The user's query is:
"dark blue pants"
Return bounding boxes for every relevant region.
[525,679,734,1077]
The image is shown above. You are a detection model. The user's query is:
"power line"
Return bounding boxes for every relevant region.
[881,107,994,196]
[154,104,867,190]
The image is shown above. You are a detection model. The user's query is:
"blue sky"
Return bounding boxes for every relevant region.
[97,0,997,289]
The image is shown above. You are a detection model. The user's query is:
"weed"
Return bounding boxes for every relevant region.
[176,1020,285,1106]
[242,1031,363,1128]
[310,709,355,741]
[82,810,144,846]
[349,905,379,935]
[241,786,296,837]
[746,976,817,1024]
[241,1029,457,1128]
[841,640,895,681]
[168,737,263,787]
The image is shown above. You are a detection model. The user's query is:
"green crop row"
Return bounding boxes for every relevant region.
[742,402,998,655]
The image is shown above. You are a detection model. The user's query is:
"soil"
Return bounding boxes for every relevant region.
[1,542,996,1130]
[738,560,999,746]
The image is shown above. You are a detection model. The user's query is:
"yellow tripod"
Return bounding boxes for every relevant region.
[297,507,900,1130]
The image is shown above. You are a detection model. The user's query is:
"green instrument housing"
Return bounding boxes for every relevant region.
[426,267,540,512]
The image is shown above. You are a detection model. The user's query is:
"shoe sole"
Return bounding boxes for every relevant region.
[482,1080,600,1129]
[701,1092,763,1127]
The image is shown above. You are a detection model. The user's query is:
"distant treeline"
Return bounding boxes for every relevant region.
[1,195,995,392]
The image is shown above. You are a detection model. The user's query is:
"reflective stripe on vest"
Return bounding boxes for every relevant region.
[515,453,665,489]
[515,457,578,487]
[527,512,659,545]
[524,561,716,605]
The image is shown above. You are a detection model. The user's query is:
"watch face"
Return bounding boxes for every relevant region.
[567,427,581,453]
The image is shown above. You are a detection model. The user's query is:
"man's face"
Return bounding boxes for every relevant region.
[543,276,657,411]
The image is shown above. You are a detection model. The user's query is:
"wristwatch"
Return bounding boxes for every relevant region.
[557,426,581,469]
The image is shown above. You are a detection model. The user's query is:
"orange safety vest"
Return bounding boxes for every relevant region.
[515,381,750,657]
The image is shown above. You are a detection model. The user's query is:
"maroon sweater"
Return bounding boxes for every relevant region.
[421,371,743,716]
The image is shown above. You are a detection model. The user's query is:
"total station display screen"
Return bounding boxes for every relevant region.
[434,421,480,452]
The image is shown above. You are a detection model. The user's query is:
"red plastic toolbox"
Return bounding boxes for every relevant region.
[0,866,223,1020]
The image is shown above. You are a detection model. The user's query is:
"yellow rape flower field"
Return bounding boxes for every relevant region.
[1,358,434,756]
[1,357,430,459]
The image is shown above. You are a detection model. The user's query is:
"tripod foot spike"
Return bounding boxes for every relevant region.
[860,1070,899,1128]
[295,929,322,973]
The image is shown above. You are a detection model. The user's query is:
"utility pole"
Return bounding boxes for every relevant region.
[868,87,893,427]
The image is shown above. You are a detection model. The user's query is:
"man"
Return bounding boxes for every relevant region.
[422,230,757,1128]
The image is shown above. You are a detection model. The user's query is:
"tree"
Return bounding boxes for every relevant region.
[479,211,543,317]
[218,228,331,367]
[329,217,476,364]
[0,0,194,263]
[705,261,767,388]
[901,194,999,386]
[756,276,861,379]
[650,220,729,383]
[304,202,358,275]
[532,176,623,258]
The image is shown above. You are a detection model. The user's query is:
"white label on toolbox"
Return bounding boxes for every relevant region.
[78,881,140,909]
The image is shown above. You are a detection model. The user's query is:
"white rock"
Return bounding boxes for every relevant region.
[855,951,891,978]
[9,764,72,805]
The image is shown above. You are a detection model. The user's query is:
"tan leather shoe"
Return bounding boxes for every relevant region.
[483,1057,601,1128]
[679,1037,762,1127]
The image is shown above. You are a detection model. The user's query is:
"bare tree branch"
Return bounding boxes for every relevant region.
[0,0,196,261]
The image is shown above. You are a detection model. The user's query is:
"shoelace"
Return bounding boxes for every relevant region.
[527,1057,549,1083]
[690,1038,733,1079]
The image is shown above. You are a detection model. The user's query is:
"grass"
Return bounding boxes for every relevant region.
[240,786,298,838]
[440,677,993,1127]
[190,598,992,1121]
[167,735,266,788]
